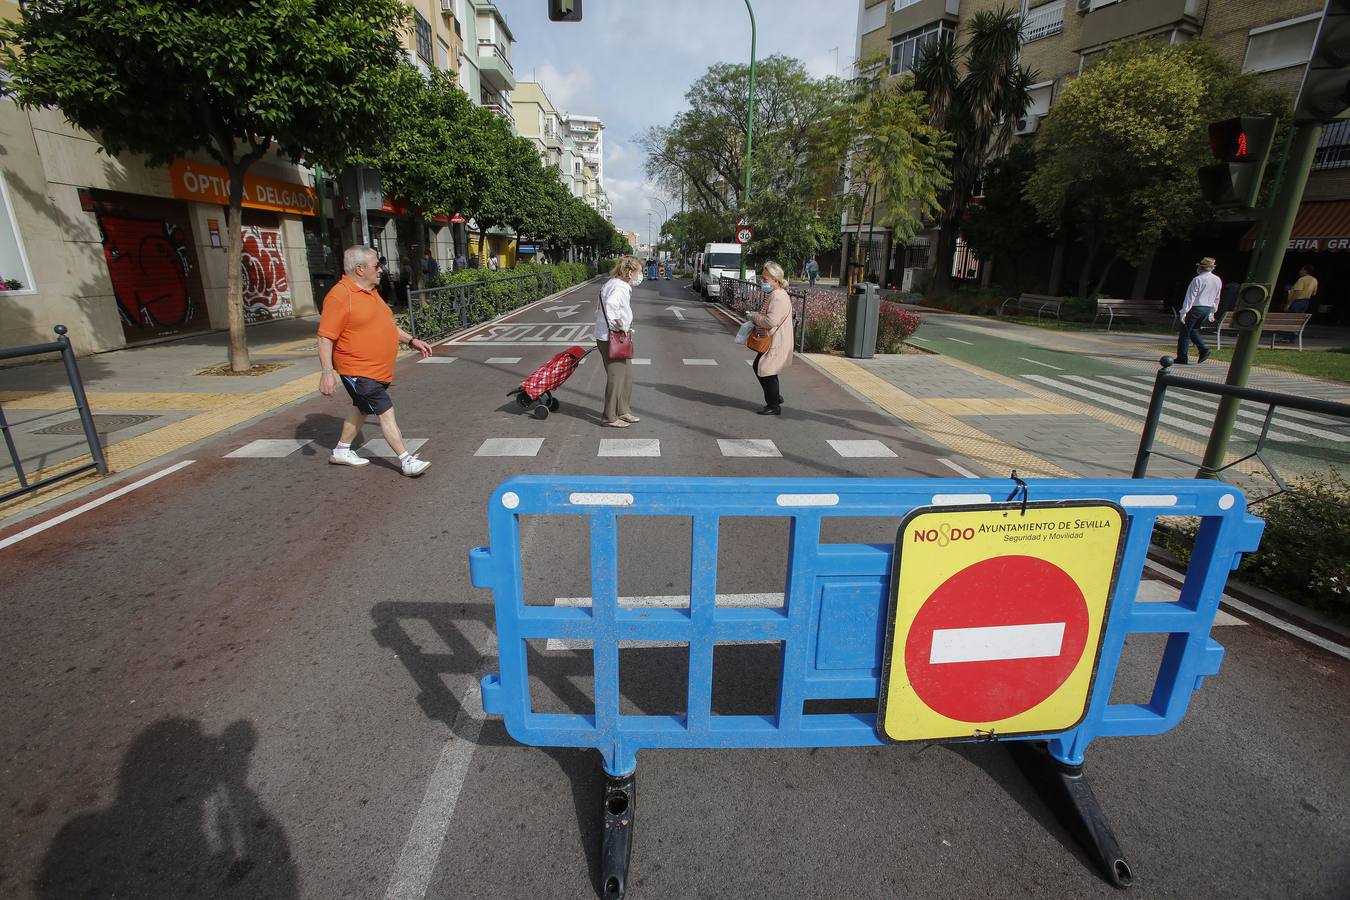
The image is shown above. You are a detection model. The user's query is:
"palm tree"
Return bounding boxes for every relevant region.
[914,7,1035,294]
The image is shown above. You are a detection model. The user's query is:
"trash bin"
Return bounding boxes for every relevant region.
[846,282,880,359]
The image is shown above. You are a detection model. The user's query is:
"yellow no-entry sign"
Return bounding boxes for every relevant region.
[878,500,1127,743]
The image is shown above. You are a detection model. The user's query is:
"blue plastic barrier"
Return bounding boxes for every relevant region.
[470,475,1263,892]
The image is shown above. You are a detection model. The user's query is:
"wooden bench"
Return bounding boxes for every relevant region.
[999,293,1065,323]
[1215,311,1313,350]
[1094,298,1175,331]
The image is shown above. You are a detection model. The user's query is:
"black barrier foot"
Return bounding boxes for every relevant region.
[1009,742,1134,888]
[600,772,636,899]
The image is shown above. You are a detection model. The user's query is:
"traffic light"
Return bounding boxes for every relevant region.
[1232,282,1271,330]
[548,0,583,22]
[1295,0,1350,123]
[1197,115,1277,209]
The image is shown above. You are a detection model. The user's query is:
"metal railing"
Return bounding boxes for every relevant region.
[406,270,557,343]
[1133,356,1350,502]
[1,325,107,504]
[718,276,809,353]
[1022,0,1065,42]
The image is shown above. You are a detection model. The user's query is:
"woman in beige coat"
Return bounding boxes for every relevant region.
[746,261,794,416]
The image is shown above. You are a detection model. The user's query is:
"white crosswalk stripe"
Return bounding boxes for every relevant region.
[358,438,428,458]
[718,439,780,458]
[683,358,718,366]
[417,356,457,364]
[1022,374,1320,443]
[1100,375,1349,442]
[475,438,544,457]
[225,439,312,458]
[827,439,897,458]
[486,357,521,364]
[598,439,660,457]
[1121,374,1350,430]
[1057,375,1299,442]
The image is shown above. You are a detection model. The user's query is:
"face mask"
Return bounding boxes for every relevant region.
[631,274,643,287]
[760,281,774,293]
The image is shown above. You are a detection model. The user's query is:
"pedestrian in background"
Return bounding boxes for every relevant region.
[1285,264,1318,312]
[488,252,500,272]
[806,257,819,287]
[595,256,642,428]
[747,261,794,415]
[454,251,467,271]
[422,249,439,282]
[318,246,432,477]
[1176,256,1220,365]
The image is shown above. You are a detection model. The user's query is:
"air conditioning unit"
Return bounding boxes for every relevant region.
[1015,115,1040,135]
[440,0,454,13]
[1076,0,1091,13]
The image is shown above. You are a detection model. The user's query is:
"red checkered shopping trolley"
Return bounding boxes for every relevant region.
[508,345,592,419]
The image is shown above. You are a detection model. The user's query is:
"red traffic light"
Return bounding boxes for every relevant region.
[1207,117,1268,162]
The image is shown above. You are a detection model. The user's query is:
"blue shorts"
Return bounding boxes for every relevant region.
[340,375,393,415]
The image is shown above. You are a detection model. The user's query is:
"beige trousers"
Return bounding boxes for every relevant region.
[597,339,633,422]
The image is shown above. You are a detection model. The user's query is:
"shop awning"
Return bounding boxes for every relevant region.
[1242,199,1350,251]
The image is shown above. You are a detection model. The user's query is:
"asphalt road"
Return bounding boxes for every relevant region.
[0,278,1346,899]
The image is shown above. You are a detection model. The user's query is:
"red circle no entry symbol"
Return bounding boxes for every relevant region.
[903,555,1089,722]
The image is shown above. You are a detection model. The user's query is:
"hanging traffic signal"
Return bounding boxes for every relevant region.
[548,0,583,22]
[1295,0,1350,123]
[1197,115,1277,209]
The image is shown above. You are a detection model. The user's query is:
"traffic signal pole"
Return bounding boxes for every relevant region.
[1200,122,1323,476]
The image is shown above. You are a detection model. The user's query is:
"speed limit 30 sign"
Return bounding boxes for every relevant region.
[878,500,1126,742]
[735,226,754,244]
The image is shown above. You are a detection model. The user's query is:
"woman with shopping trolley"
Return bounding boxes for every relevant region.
[744,261,794,416]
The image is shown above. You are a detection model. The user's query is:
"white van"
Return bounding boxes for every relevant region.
[700,243,742,299]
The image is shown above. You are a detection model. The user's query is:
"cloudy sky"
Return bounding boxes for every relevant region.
[498,0,860,244]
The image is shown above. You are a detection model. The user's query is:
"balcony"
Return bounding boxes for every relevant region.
[1078,0,1201,50]
[482,102,515,128]
[477,39,515,92]
[889,0,959,36]
[1022,1,1065,43]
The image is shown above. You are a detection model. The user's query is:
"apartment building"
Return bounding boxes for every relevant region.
[563,113,613,219]
[852,0,1346,309]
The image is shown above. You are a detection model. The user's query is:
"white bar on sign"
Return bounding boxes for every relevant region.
[929,622,1066,664]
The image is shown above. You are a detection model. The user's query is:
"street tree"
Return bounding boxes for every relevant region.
[961,143,1054,291]
[913,7,1034,294]
[640,55,850,259]
[0,0,408,371]
[1025,41,1288,296]
[818,68,952,288]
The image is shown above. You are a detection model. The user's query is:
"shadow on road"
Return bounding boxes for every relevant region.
[38,718,298,899]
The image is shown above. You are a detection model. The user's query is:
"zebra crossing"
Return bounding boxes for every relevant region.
[222,435,908,460]
[1021,372,1350,444]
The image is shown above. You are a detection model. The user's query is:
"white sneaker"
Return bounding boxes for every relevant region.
[330,448,369,467]
[400,454,431,477]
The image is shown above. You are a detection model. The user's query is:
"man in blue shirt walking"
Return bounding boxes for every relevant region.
[1177,256,1220,364]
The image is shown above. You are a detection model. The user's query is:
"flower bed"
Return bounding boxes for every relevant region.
[799,289,922,353]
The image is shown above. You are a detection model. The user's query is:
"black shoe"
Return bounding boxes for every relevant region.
[1175,358,1190,365]
[756,405,782,416]
[1198,349,1211,363]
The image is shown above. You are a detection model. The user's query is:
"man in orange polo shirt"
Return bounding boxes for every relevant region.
[317,245,433,477]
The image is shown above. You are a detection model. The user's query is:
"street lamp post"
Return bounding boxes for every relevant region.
[739,0,756,281]
[648,196,669,258]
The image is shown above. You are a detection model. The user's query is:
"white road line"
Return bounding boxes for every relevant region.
[947,337,974,345]
[1126,375,1350,429]
[486,357,521,364]
[598,439,660,457]
[930,622,1065,664]
[937,457,980,478]
[224,439,311,459]
[358,438,428,459]
[1101,375,1349,442]
[0,460,195,552]
[384,684,483,900]
[417,356,457,364]
[718,438,781,458]
[827,439,897,458]
[683,358,718,366]
[1060,375,1300,441]
[632,358,652,365]
[909,336,931,343]
[1019,357,1063,371]
[475,438,544,457]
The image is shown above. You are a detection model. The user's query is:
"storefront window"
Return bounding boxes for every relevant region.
[0,173,35,293]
